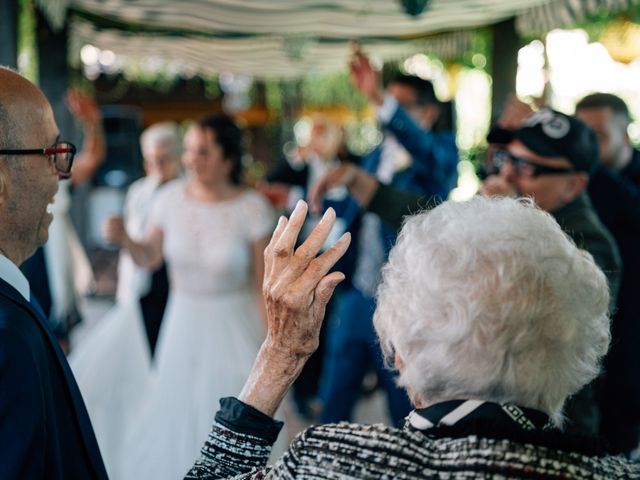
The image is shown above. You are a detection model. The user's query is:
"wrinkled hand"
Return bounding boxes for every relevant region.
[102,216,127,246]
[349,44,383,104]
[262,200,350,359]
[308,163,358,214]
[66,89,101,125]
[479,175,518,198]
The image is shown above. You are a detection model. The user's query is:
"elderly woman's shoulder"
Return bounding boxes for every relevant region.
[270,422,640,479]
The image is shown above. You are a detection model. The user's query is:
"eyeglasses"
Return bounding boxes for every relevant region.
[491,149,574,178]
[0,141,76,177]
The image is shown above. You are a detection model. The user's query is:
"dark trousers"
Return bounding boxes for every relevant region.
[139,263,169,357]
[319,287,411,427]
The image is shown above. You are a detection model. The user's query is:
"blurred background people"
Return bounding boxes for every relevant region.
[317,48,459,427]
[116,121,182,356]
[262,114,358,419]
[70,122,182,472]
[105,115,274,480]
[575,93,640,454]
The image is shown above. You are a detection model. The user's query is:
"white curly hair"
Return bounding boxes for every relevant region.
[140,121,182,157]
[373,196,610,426]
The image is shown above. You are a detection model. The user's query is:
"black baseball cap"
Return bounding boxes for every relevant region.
[487,109,599,174]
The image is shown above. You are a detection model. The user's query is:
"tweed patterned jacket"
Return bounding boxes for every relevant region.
[185,398,640,479]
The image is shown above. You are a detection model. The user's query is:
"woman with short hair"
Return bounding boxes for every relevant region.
[186,196,639,479]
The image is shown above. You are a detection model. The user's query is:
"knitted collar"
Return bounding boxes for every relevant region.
[407,399,556,433]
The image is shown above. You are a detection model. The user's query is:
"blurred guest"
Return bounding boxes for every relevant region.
[99,115,275,480]
[117,122,182,355]
[576,93,640,454]
[481,108,621,437]
[262,114,357,419]
[318,47,458,427]
[185,197,640,479]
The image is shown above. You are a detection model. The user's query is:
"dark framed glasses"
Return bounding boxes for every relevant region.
[492,149,574,178]
[0,141,76,177]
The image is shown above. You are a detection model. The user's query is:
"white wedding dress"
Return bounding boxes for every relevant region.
[72,179,275,480]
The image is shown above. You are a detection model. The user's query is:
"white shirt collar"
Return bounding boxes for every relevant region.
[0,254,30,301]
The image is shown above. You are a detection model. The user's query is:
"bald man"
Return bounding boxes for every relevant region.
[0,67,108,479]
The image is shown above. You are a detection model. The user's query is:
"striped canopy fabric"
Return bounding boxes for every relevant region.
[36,0,640,78]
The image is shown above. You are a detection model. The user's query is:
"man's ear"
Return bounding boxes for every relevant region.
[566,172,588,200]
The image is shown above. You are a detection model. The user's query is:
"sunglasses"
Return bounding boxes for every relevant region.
[491,149,574,178]
[0,141,76,178]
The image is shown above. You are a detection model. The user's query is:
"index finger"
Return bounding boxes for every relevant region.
[264,215,288,277]
[271,200,308,272]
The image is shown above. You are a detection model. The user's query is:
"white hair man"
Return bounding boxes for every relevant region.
[115,121,182,354]
[183,197,640,478]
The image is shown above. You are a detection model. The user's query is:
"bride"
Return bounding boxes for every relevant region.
[74,114,274,480]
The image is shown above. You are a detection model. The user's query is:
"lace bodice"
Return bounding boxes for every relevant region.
[148,180,275,296]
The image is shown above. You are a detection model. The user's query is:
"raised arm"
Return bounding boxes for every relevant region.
[308,163,431,231]
[103,216,164,271]
[66,89,106,187]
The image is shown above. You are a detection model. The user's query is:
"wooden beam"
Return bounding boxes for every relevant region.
[490,17,520,124]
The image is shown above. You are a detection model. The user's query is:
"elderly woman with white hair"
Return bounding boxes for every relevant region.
[185,197,639,479]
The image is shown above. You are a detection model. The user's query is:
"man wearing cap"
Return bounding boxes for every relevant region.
[480,108,621,437]
[576,93,640,454]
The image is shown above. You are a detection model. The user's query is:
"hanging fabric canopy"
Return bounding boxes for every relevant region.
[34,0,640,78]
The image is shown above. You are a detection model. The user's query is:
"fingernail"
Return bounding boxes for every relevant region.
[321,207,335,222]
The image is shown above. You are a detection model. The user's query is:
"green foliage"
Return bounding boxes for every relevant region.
[575,6,640,41]
[259,73,369,114]
[300,73,369,111]
[459,28,492,72]
[17,0,38,82]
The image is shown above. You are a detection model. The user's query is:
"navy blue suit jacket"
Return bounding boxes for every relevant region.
[0,278,107,479]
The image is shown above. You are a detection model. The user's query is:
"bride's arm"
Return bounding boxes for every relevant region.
[103,216,165,270]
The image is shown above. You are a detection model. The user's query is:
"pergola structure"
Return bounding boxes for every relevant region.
[1,0,638,124]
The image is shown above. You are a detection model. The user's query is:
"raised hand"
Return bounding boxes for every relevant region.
[66,89,101,126]
[239,200,350,415]
[349,44,384,105]
[497,94,536,130]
